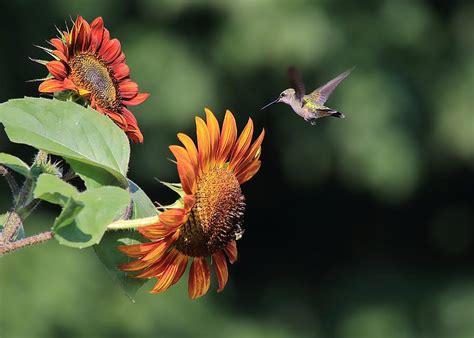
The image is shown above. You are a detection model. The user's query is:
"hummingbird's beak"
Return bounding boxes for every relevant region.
[260,98,279,111]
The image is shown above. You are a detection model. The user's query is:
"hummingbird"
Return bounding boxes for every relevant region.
[261,67,353,125]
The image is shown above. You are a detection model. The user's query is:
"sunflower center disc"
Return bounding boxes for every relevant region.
[175,167,245,257]
[69,53,120,111]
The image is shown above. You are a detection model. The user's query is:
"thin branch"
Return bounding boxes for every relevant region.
[0,165,19,197]
[0,231,53,256]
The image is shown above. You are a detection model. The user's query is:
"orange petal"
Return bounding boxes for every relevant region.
[137,249,179,280]
[177,133,199,174]
[236,160,261,185]
[216,110,237,163]
[38,79,65,93]
[230,118,254,170]
[234,128,265,177]
[159,208,186,228]
[117,241,156,258]
[212,251,229,292]
[205,108,220,163]
[171,253,189,285]
[224,240,238,264]
[169,145,192,168]
[138,223,178,240]
[142,236,175,262]
[188,257,211,299]
[196,117,211,173]
[149,252,182,294]
[118,259,151,272]
[183,195,195,211]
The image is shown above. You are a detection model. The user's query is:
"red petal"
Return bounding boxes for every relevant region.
[122,93,150,106]
[101,39,122,64]
[112,63,130,80]
[224,240,238,264]
[213,251,229,292]
[90,17,104,52]
[188,257,211,299]
[119,80,139,99]
[46,60,67,79]
[49,38,66,54]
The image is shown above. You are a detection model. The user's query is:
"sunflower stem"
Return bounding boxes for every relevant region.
[106,215,160,231]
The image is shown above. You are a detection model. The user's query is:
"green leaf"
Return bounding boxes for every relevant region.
[34,174,131,248]
[0,153,31,177]
[0,97,130,188]
[129,179,158,218]
[94,180,158,299]
[94,231,149,301]
[34,173,78,206]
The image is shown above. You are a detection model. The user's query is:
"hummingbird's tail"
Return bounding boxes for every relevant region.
[329,111,345,119]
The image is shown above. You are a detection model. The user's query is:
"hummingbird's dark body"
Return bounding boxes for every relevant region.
[261,67,353,125]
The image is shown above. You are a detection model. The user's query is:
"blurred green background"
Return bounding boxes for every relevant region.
[1,0,473,337]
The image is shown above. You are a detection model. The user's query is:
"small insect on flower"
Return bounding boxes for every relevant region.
[118,109,265,299]
[35,16,149,143]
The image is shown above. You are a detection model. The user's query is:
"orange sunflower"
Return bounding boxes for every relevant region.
[118,109,264,299]
[37,16,149,143]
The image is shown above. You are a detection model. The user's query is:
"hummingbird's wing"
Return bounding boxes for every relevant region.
[288,66,305,101]
[309,68,353,105]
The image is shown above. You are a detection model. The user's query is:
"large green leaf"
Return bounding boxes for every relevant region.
[0,97,130,188]
[94,180,158,299]
[34,174,131,248]
[0,153,31,177]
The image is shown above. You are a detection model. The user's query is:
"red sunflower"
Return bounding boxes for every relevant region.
[118,109,264,299]
[37,16,149,143]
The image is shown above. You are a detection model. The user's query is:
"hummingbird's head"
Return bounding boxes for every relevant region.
[278,88,295,105]
[260,88,295,110]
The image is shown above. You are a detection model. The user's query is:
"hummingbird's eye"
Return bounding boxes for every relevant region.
[280,92,286,97]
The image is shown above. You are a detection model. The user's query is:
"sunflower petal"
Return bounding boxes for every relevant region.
[196,117,211,173]
[38,79,65,93]
[216,110,237,163]
[188,257,211,299]
[205,108,220,163]
[117,241,156,258]
[234,128,265,177]
[46,60,67,79]
[230,118,254,169]
[177,133,199,173]
[213,251,229,292]
[236,160,261,185]
[224,240,238,264]
[171,253,189,285]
